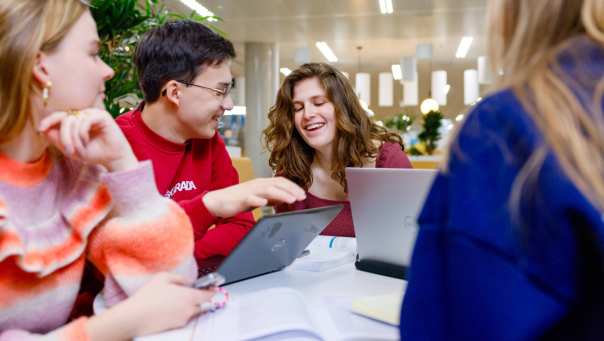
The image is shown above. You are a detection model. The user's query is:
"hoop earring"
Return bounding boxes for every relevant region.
[42,81,52,107]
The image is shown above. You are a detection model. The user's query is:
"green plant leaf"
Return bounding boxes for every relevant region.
[417,111,443,154]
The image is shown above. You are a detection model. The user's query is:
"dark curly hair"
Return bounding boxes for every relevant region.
[263,63,404,190]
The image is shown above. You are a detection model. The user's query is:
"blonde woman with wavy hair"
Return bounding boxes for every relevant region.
[401,0,604,339]
[264,63,412,237]
[0,1,218,340]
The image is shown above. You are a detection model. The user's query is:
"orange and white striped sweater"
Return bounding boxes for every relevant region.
[0,152,197,340]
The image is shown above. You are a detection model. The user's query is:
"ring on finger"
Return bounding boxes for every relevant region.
[199,288,229,313]
[67,110,81,117]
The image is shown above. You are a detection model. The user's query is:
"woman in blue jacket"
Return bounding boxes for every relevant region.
[401,0,604,339]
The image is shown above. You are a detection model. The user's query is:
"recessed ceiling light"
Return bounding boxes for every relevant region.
[456,36,474,59]
[315,41,338,63]
[180,0,217,22]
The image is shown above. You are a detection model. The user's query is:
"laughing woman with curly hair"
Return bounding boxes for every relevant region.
[264,63,412,237]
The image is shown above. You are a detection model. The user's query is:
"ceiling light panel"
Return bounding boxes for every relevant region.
[315,41,338,63]
[456,36,474,58]
[180,0,217,21]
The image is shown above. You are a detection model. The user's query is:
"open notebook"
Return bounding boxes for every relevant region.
[194,287,398,340]
[140,287,399,341]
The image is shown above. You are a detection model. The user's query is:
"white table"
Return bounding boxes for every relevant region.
[140,258,406,340]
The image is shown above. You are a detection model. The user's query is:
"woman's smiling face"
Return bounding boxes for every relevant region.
[292,77,337,152]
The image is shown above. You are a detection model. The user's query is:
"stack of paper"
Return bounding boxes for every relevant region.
[289,236,357,272]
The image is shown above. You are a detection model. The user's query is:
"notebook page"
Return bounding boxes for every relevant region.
[136,320,196,341]
[193,287,323,340]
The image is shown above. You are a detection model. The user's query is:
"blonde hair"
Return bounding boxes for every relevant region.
[0,0,88,143]
[461,0,604,213]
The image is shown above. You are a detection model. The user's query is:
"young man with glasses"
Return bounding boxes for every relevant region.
[116,20,305,266]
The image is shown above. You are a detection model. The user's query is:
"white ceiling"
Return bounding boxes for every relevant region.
[166,0,489,73]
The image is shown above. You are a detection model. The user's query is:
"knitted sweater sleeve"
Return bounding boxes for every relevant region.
[0,161,195,341]
[87,161,197,307]
[0,318,89,341]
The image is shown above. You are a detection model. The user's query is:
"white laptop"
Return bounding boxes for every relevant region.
[346,168,437,279]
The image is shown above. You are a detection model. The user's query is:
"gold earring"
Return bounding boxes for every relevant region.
[42,81,52,107]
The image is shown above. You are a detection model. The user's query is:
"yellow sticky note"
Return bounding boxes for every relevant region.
[351,291,403,326]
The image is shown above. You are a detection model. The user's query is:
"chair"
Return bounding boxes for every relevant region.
[231,156,263,220]
[409,156,441,169]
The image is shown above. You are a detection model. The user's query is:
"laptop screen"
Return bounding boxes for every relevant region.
[346,168,436,272]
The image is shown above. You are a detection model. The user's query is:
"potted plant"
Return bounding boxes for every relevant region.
[416,110,443,155]
[406,110,444,155]
[91,0,219,116]
[383,113,414,134]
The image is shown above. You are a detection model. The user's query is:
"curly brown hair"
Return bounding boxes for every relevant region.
[263,63,404,191]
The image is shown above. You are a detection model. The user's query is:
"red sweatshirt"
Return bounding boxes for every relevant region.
[116,106,254,262]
